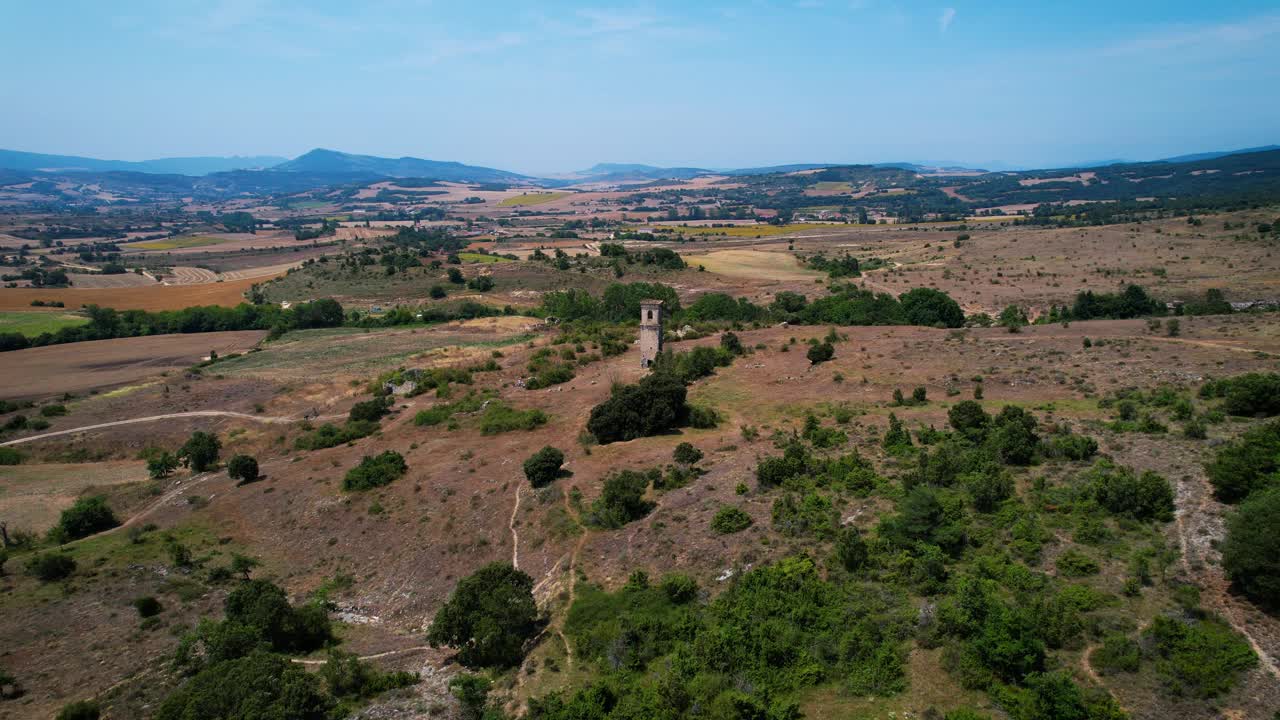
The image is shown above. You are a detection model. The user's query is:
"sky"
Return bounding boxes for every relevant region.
[2,0,1279,174]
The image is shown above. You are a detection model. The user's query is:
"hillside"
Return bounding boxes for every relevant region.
[273,148,531,184]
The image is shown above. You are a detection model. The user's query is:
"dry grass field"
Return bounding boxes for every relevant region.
[0,274,274,311]
[0,330,266,398]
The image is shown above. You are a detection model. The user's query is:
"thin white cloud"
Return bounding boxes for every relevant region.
[1097,12,1280,57]
[939,7,956,33]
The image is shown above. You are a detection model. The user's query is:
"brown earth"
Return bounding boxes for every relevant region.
[0,274,272,311]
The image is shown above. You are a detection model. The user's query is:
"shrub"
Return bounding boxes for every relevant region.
[948,400,990,439]
[719,331,744,355]
[479,402,548,435]
[430,284,447,299]
[157,652,329,720]
[342,451,407,491]
[1204,373,1280,417]
[899,287,965,328]
[771,492,837,539]
[806,342,835,365]
[882,413,912,453]
[55,701,100,720]
[987,406,1038,465]
[1091,634,1139,674]
[178,431,221,472]
[673,442,703,466]
[227,454,260,485]
[587,371,688,444]
[711,506,753,534]
[1055,550,1100,577]
[56,496,119,540]
[1043,433,1098,461]
[1221,486,1280,608]
[147,451,178,478]
[25,553,75,581]
[321,648,418,699]
[588,470,654,528]
[294,420,378,450]
[1205,419,1280,502]
[224,579,332,653]
[963,467,1013,512]
[348,396,391,423]
[1143,615,1257,698]
[40,404,67,417]
[134,596,163,618]
[427,562,538,668]
[523,446,564,488]
[834,525,869,572]
[0,447,21,465]
[1086,461,1174,521]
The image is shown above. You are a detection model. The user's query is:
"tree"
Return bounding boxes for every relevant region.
[227,455,259,485]
[1205,419,1280,503]
[673,442,704,466]
[448,267,465,284]
[224,579,331,653]
[430,284,447,299]
[178,431,221,472]
[999,304,1028,333]
[522,446,564,488]
[882,413,912,452]
[56,496,118,540]
[590,470,654,528]
[427,562,538,668]
[834,525,869,572]
[720,331,744,355]
[147,451,178,479]
[25,553,75,581]
[900,287,965,328]
[988,406,1038,465]
[1221,486,1280,608]
[807,342,835,365]
[586,370,689,444]
[948,400,991,440]
[156,652,330,720]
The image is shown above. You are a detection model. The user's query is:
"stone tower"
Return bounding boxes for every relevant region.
[639,300,664,368]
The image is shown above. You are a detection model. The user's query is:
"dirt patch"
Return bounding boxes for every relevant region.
[0,274,273,311]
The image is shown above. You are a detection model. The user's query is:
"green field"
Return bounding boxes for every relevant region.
[130,235,228,251]
[812,181,853,192]
[0,311,88,337]
[498,192,570,207]
[458,252,515,264]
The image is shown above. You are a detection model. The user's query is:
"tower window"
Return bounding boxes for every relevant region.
[647,310,653,320]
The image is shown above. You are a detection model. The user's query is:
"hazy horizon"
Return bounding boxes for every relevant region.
[3,0,1279,174]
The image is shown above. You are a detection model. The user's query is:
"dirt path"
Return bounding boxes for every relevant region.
[1,410,343,447]
[292,645,434,666]
[510,484,524,569]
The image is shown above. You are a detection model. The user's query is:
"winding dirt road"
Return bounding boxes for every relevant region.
[1,410,343,447]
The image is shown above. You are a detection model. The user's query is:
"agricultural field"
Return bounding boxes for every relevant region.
[0,274,270,311]
[127,235,229,251]
[457,252,515,263]
[0,310,87,337]
[498,191,570,206]
[0,330,266,398]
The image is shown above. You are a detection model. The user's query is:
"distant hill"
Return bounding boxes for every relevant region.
[0,149,285,176]
[273,149,529,184]
[1157,145,1280,165]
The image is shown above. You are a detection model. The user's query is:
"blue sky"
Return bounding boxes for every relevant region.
[2,0,1278,173]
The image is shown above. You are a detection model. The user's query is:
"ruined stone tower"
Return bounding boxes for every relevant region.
[639,300,664,368]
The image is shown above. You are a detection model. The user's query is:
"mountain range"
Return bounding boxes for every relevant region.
[0,144,1276,186]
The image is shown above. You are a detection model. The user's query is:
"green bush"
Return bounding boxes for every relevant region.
[56,495,119,540]
[55,700,100,720]
[0,447,21,465]
[948,400,990,439]
[479,401,548,435]
[1086,461,1174,521]
[806,342,835,365]
[587,371,689,444]
[294,420,378,450]
[1202,372,1280,416]
[1091,633,1139,674]
[347,396,391,423]
[1055,550,1100,577]
[224,579,332,653]
[320,648,418,700]
[40,403,67,417]
[1143,614,1257,698]
[25,553,75,582]
[427,562,538,668]
[835,525,869,572]
[672,442,703,466]
[1205,419,1280,502]
[157,651,329,720]
[900,287,965,328]
[1221,486,1280,608]
[771,492,837,539]
[587,470,654,528]
[134,596,163,618]
[522,446,564,488]
[711,506,753,534]
[342,451,407,491]
[987,406,1038,465]
[227,454,260,485]
[178,431,221,472]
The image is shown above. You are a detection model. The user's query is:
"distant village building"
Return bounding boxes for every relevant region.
[639,300,664,368]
